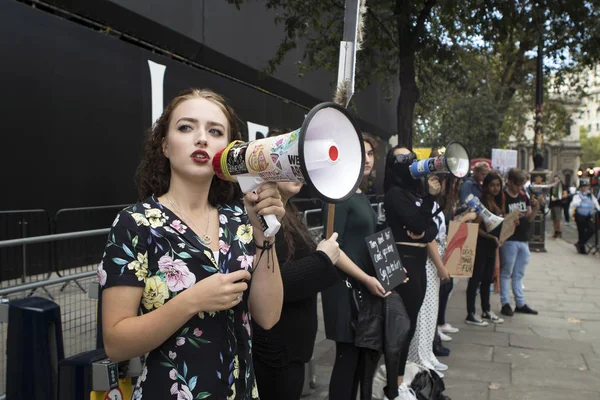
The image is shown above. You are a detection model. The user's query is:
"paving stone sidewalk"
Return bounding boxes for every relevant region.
[304,226,600,400]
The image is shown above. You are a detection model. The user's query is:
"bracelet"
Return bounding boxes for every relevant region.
[255,240,275,250]
[254,240,276,273]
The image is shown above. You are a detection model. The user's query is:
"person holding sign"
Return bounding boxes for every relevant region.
[321,133,388,400]
[466,171,505,326]
[500,168,540,317]
[383,146,442,399]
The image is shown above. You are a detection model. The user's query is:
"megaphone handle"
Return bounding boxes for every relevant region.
[326,204,335,239]
[237,175,281,238]
[261,214,281,238]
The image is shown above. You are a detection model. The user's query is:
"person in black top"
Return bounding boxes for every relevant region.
[254,131,385,400]
[500,168,539,317]
[383,146,440,399]
[466,171,505,327]
[252,180,340,400]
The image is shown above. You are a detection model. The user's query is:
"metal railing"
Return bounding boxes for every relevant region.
[0,201,385,396]
[0,205,126,397]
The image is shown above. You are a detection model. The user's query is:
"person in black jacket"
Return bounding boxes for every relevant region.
[383,146,440,400]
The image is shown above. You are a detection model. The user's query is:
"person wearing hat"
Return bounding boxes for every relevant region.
[569,179,600,254]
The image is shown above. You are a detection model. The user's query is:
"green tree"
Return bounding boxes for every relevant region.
[581,129,600,166]
[230,0,600,149]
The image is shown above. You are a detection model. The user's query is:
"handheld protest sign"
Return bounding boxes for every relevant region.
[365,228,407,292]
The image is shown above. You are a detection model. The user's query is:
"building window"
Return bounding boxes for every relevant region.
[543,148,549,170]
[590,124,593,132]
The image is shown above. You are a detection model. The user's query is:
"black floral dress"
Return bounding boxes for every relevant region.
[98,195,259,400]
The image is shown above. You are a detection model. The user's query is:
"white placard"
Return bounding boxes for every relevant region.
[491,149,518,174]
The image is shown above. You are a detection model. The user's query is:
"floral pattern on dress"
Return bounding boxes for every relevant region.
[100,195,259,399]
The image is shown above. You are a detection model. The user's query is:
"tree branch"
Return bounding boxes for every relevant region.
[412,0,437,44]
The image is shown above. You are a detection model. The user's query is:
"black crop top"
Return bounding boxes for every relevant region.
[384,186,439,243]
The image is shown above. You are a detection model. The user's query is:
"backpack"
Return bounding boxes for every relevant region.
[410,369,449,400]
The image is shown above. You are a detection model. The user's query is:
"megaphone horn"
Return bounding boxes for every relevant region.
[409,141,471,179]
[465,194,504,232]
[213,102,365,237]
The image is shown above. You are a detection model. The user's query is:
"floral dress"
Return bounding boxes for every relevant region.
[98,195,259,400]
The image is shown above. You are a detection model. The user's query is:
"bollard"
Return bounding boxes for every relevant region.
[6,296,65,400]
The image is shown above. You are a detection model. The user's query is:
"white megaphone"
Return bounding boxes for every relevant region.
[465,194,504,232]
[213,102,365,237]
[409,142,470,179]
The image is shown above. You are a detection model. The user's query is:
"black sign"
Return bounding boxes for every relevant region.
[365,228,407,292]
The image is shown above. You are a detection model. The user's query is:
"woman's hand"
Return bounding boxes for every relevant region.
[455,211,477,223]
[437,266,451,281]
[363,275,389,297]
[317,232,341,265]
[243,182,285,242]
[183,270,251,313]
[428,176,441,196]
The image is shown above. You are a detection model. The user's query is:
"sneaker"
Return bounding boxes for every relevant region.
[482,311,504,324]
[501,303,514,316]
[438,330,452,342]
[398,383,417,400]
[434,362,448,371]
[514,304,538,315]
[438,323,459,334]
[465,312,489,326]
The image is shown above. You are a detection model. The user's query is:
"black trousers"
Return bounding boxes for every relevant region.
[438,278,454,326]
[254,358,305,400]
[466,247,495,314]
[575,213,595,248]
[395,246,428,376]
[328,342,380,400]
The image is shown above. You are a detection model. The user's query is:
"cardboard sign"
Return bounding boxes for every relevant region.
[444,221,478,277]
[499,212,520,243]
[365,228,407,292]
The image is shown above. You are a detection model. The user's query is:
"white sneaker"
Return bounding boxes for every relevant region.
[438,329,452,342]
[397,383,417,400]
[438,323,459,334]
[434,362,448,371]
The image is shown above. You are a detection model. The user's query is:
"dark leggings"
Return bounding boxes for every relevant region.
[254,359,305,400]
[395,245,428,376]
[466,246,496,314]
[328,342,380,400]
[576,213,595,247]
[438,278,454,326]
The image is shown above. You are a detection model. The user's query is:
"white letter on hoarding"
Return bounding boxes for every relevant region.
[148,60,166,125]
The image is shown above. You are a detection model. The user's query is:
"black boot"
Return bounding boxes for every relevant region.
[433,331,450,357]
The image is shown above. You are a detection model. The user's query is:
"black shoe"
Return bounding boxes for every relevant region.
[465,312,489,326]
[514,304,538,315]
[433,333,451,357]
[501,303,514,316]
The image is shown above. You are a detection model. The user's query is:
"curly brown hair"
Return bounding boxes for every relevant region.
[135,88,242,206]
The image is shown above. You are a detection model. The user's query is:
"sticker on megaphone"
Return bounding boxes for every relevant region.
[465,194,504,232]
[212,102,365,237]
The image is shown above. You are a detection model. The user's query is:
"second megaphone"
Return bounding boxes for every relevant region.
[213,102,365,237]
[409,142,471,179]
[465,194,504,232]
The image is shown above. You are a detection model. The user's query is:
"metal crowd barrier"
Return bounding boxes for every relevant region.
[0,201,384,397]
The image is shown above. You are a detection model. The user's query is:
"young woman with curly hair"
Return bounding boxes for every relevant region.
[99,88,285,399]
